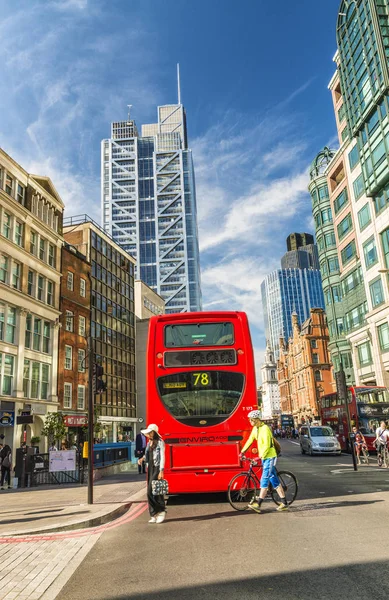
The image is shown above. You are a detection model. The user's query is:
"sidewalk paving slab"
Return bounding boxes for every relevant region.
[0,471,147,537]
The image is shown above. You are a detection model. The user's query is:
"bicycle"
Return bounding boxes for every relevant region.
[376,442,389,468]
[227,458,298,511]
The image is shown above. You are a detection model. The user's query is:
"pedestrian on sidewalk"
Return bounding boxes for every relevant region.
[138,424,166,524]
[240,410,288,513]
[135,431,147,474]
[0,443,12,490]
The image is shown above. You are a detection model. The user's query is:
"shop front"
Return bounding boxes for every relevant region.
[63,414,88,448]
[96,416,139,444]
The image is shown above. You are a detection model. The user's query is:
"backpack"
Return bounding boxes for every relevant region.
[2,452,11,468]
[272,437,282,456]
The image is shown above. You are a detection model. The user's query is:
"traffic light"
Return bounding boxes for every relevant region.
[335,369,347,401]
[95,364,107,394]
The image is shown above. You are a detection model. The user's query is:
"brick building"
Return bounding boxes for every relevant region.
[277,308,335,426]
[58,243,90,442]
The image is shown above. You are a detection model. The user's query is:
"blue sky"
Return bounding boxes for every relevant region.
[0,0,341,375]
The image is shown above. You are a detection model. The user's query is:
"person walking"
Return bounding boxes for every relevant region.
[138,424,166,524]
[374,420,389,466]
[0,443,12,490]
[240,410,288,513]
[135,431,147,474]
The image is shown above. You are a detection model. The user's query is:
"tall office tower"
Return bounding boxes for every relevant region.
[261,268,325,359]
[281,232,320,270]
[101,81,202,313]
[308,1,389,388]
[286,232,314,251]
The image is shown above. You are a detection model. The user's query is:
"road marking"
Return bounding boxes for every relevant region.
[290,441,300,446]
[0,502,148,544]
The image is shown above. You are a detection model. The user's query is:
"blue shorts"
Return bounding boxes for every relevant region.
[260,457,280,489]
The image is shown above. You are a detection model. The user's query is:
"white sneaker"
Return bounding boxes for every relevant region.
[156,511,166,524]
[148,516,157,523]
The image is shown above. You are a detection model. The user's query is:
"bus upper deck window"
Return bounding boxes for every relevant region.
[165,322,234,348]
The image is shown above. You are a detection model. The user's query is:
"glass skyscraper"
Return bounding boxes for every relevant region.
[261,268,325,358]
[101,100,202,314]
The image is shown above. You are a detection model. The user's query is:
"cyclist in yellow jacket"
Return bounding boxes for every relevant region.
[240,410,288,512]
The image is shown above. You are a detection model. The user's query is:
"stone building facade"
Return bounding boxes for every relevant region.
[0,148,63,454]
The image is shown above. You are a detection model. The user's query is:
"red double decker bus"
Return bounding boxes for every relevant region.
[320,385,389,452]
[146,311,258,493]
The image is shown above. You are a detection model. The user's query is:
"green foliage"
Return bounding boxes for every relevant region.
[41,413,66,446]
[31,436,41,445]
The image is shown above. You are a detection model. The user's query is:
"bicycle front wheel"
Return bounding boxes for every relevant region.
[271,471,298,506]
[228,472,257,511]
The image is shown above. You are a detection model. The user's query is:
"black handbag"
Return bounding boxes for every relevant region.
[151,478,169,496]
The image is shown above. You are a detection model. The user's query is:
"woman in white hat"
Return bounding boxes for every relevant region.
[138,424,166,523]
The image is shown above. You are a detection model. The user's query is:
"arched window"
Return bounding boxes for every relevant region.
[315,370,322,382]
[271,370,276,380]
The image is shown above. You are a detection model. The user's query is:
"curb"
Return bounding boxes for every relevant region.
[0,486,147,538]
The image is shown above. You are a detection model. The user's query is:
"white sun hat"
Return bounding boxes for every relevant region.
[141,424,160,436]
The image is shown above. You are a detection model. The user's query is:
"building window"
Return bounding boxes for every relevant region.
[0,255,9,284]
[67,272,74,291]
[41,364,49,400]
[14,221,23,246]
[358,203,371,231]
[25,314,32,348]
[23,359,30,398]
[48,244,56,268]
[37,275,45,301]
[65,345,72,370]
[12,262,20,290]
[353,174,365,201]
[341,240,356,265]
[314,370,322,382]
[5,175,13,196]
[312,353,319,364]
[348,145,359,170]
[33,318,42,351]
[328,257,339,273]
[39,238,45,261]
[77,385,85,410]
[2,213,11,239]
[30,231,37,255]
[31,362,40,399]
[334,189,348,214]
[381,228,389,268]
[78,349,86,372]
[28,271,35,296]
[64,383,72,409]
[337,213,353,240]
[0,304,16,345]
[369,278,385,308]
[17,184,24,204]
[1,354,14,396]
[378,323,389,352]
[357,342,372,367]
[79,316,86,337]
[43,322,51,353]
[65,311,74,332]
[311,340,317,349]
[363,237,378,269]
[80,278,86,298]
[47,281,54,306]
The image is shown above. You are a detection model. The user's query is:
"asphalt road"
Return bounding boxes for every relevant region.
[57,441,389,600]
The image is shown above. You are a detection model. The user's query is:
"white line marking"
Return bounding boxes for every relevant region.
[290,441,300,446]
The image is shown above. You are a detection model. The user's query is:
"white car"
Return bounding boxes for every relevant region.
[300,425,341,456]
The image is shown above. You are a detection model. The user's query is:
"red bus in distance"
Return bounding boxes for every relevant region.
[146,311,258,493]
[320,385,389,452]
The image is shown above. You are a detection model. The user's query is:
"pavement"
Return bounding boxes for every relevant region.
[2,441,389,600]
[0,471,147,536]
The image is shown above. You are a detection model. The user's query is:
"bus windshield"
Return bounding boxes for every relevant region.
[165,322,234,348]
[354,388,389,404]
[157,371,244,426]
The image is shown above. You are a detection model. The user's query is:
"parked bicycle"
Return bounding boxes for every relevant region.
[227,458,298,511]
